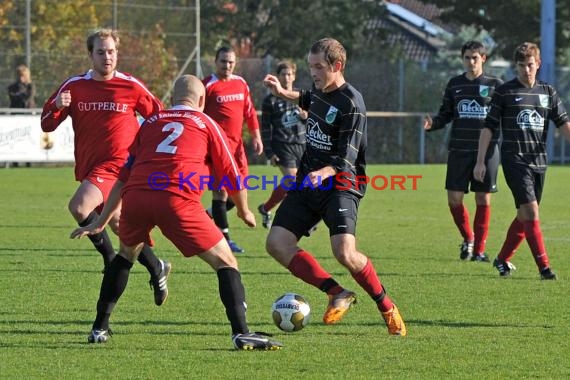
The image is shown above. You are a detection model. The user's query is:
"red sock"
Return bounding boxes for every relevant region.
[523,220,550,270]
[287,250,336,291]
[352,259,393,312]
[263,186,288,212]
[449,204,474,242]
[473,205,490,254]
[498,218,525,262]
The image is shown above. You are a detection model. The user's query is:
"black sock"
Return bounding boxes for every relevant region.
[137,244,161,277]
[226,199,235,212]
[217,267,249,335]
[212,200,230,240]
[372,286,386,304]
[93,255,133,330]
[319,278,341,293]
[79,211,116,267]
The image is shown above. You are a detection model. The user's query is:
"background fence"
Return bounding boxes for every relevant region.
[1,1,569,165]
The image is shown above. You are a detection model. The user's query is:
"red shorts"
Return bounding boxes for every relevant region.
[233,141,248,177]
[84,163,121,213]
[119,190,224,257]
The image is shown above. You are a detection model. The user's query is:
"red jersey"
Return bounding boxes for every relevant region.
[202,74,259,145]
[41,70,162,181]
[119,105,241,199]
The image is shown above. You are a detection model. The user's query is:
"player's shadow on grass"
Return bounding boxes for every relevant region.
[0,319,231,330]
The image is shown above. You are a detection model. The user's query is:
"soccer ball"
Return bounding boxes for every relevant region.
[271,293,311,332]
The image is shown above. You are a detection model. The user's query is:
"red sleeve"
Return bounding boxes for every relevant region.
[206,117,242,195]
[40,86,70,132]
[132,77,163,119]
[243,83,260,134]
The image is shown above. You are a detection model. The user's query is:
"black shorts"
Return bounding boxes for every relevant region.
[502,157,545,208]
[271,143,305,169]
[272,188,359,239]
[445,146,499,193]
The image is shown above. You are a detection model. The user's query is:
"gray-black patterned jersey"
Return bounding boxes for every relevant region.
[298,83,367,197]
[261,93,306,158]
[484,78,569,172]
[430,73,503,151]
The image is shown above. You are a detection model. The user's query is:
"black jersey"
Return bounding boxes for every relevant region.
[484,78,569,172]
[298,83,367,197]
[261,93,306,158]
[430,73,503,151]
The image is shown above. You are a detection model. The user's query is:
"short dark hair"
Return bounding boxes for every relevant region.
[87,28,120,53]
[215,46,235,61]
[309,38,346,71]
[461,40,486,57]
[513,42,541,63]
[276,60,296,75]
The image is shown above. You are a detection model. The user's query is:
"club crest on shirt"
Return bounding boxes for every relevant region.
[539,95,549,107]
[325,106,338,124]
[479,85,489,97]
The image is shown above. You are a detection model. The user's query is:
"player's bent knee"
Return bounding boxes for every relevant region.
[266,229,298,267]
[266,231,285,256]
[67,201,91,222]
[119,243,144,263]
[200,239,238,270]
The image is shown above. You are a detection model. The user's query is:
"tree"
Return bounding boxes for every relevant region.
[429,0,570,62]
[0,0,178,105]
[200,0,388,60]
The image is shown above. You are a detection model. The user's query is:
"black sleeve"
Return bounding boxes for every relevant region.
[299,89,311,110]
[330,104,366,174]
[430,79,454,131]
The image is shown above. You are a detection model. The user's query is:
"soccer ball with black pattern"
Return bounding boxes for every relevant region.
[271,293,311,332]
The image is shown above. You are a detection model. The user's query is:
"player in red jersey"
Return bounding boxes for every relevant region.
[202,46,263,253]
[40,29,170,306]
[71,75,282,350]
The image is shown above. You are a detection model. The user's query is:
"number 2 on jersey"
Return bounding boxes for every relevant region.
[156,122,183,154]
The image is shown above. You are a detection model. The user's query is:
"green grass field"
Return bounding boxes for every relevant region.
[1,164,569,379]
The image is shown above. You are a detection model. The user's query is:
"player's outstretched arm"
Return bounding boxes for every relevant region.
[69,180,124,239]
[263,74,300,103]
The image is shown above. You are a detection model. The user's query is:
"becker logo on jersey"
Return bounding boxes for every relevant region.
[516,109,544,130]
[307,119,332,151]
[280,109,303,129]
[457,99,487,119]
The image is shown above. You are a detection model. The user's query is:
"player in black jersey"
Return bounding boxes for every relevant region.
[424,41,503,262]
[263,38,406,335]
[475,42,570,280]
[258,61,307,228]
